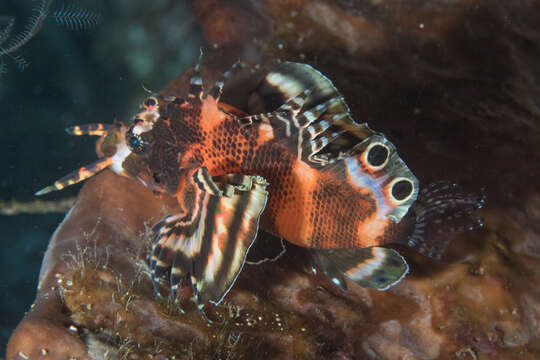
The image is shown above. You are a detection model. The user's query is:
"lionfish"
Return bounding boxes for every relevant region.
[37,60,484,318]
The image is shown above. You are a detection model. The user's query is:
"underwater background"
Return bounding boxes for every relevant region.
[2,0,540,359]
[1,0,202,353]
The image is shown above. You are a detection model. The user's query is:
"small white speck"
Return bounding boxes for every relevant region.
[18,352,29,359]
[419,23,425,29]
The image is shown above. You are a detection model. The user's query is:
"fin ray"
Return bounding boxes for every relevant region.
[207,60,243,102]
[188,49,204,99]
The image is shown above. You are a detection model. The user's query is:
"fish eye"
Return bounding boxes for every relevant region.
[390,178,414,202]
[365,142,390,169]
[126,126,146,153]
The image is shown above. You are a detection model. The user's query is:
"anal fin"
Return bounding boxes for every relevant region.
[311,247,409,291]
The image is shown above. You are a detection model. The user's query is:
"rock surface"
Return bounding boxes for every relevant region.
[7,0,540,359]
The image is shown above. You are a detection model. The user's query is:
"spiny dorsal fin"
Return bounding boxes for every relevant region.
[242,62,376,166]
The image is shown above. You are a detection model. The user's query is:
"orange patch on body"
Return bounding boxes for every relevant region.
[200,96,228,133]
[274,160,318,247]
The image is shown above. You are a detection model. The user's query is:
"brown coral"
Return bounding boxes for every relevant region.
[8,0,540,359]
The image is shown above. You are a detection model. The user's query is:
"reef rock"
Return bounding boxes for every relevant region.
[8,0,540,359]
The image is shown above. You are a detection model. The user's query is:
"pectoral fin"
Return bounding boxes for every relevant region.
[35,157,113,195]
[150,168,268,311]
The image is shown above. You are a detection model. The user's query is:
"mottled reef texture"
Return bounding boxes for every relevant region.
[7,0,540,359]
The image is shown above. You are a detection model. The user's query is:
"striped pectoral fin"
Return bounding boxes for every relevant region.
[150,169,269,310]
[311,247,409,291]
[34,157,113,195]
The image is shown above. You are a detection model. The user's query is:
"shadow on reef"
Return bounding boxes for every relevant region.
[7,0,540,359]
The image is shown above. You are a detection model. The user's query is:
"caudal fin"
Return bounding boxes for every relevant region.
[404,181,485,259]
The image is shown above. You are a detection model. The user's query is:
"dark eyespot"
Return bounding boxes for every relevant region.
[367,144,389,167]
[392,179,413,201]
[144,97,157,107]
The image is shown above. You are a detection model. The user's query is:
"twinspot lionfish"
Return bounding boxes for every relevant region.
[37,60,484,318]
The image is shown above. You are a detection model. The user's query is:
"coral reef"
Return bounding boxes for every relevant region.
[7,0,540,359]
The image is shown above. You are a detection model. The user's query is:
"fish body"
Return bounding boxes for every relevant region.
[126,63,417,250]
[37,61,484,314]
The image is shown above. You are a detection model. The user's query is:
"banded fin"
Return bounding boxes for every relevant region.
[246,62,376,166]
[188,49,204,99]
[35,157,112,195]
[402,181,486,259]
[311,247,409,291]
[66,123,113,136]
[207,60,243,102]
[150,168,268,315]
[187,54,244,105]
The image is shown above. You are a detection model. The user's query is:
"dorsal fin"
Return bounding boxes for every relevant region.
[243,62,377,167]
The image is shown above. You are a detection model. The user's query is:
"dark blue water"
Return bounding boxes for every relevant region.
[0,0,202,353]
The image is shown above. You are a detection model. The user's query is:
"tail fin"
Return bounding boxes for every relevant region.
[404,181,486,259]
